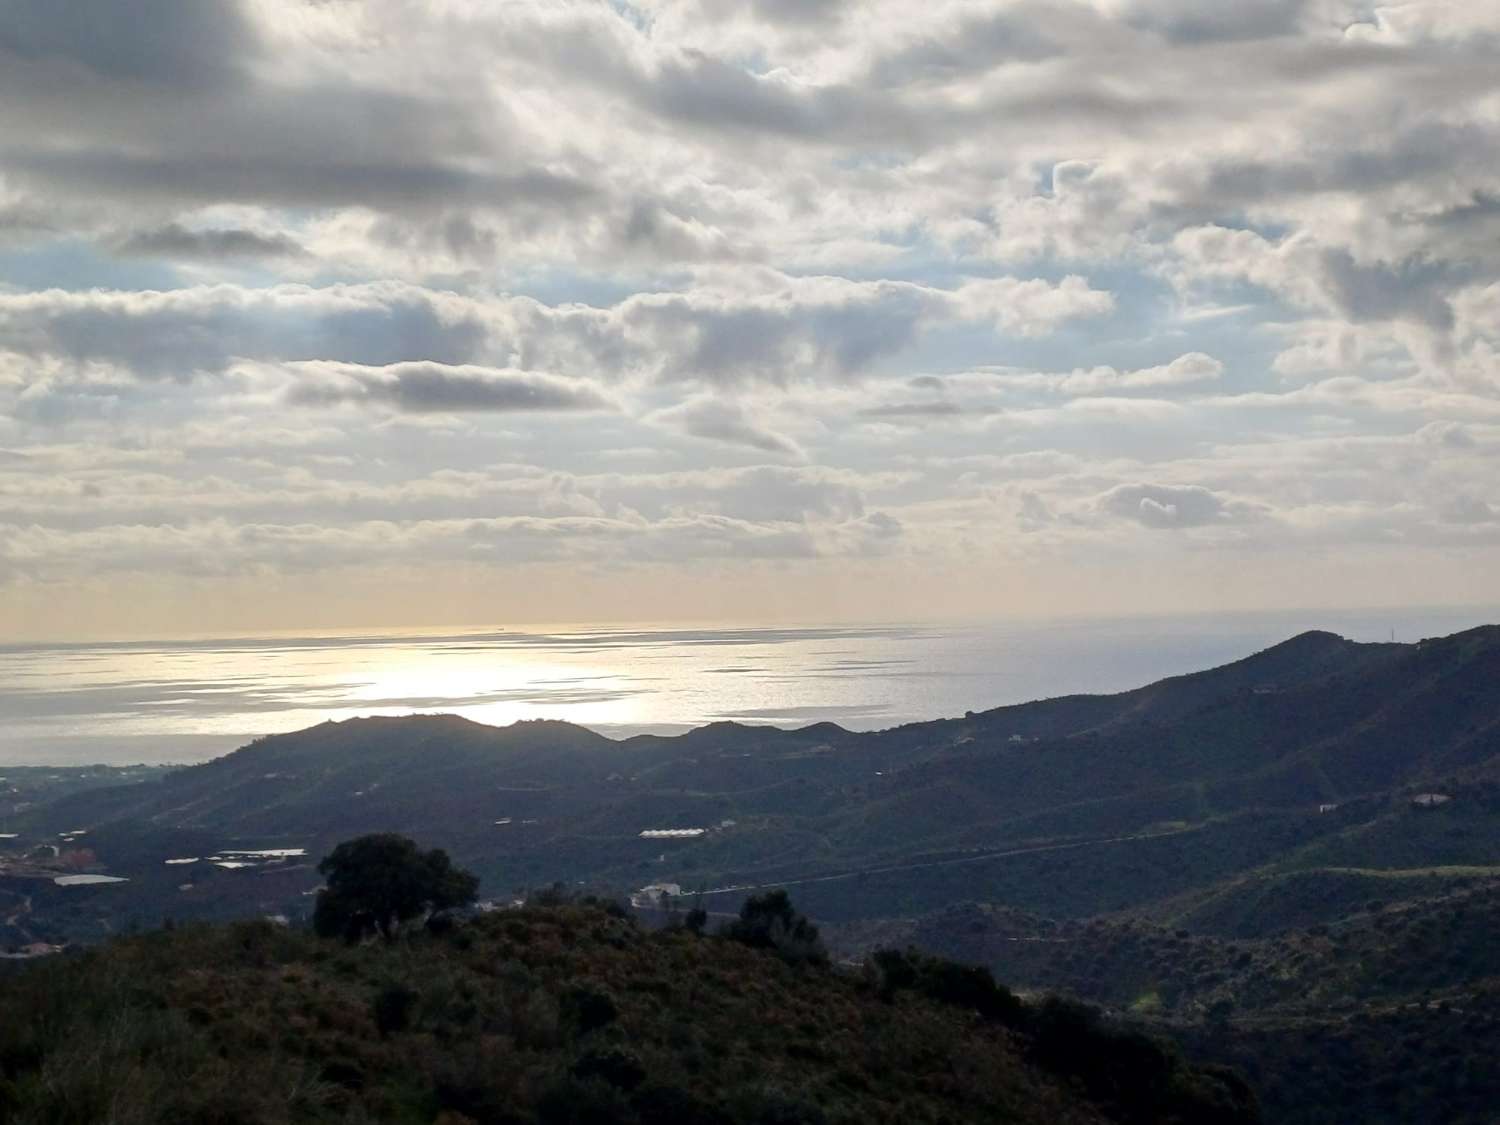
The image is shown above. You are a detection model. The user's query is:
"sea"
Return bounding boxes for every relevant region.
[2,606,1496,766]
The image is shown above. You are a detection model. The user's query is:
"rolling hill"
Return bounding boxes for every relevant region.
[0,900,1259,1125]
[5,624,1500,1121]
[5,625,1500,943]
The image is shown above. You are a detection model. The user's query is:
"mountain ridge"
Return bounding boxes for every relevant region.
[6,623,1500,1123]
[9,623,1500,940]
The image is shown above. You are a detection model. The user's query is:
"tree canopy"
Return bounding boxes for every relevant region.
[723,889,828,966]
[313,833,478,941]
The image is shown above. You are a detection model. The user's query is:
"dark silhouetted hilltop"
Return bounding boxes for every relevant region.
[0,900,1258,1125]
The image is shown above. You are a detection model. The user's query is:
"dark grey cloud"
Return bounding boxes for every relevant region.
[314,300,488,370]
[628,283,940,385]
[0,4,596,228]
[643,54,918,143]
[114,224,306,261]
[286,363,613,414]
[0,286,491,378]
[1115,0,1311,44]
[859,400,966,418]
[4,147,597,214]
[1439,496,1498,525]
[0,200,56,245]
[498,12,928,146]
[0,274,1103,395]
[751,0,846,26]
[1426,191,1500,232]
[870,11,1062,85]
[619,199,740,262]
[1197,123,1500,210]
[1316,250,1458,332]
[0,0,254,87]
[651,397,802,457]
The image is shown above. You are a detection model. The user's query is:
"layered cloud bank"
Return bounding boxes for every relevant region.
[2,0,1498,635]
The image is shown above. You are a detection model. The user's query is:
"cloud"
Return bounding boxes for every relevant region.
[0,272,1109,390]
[871,10,1062,86]
[1095,0,1311,44]
[650,396,803,457]
[1054,352,1224,395]
[1094,482,1263,529]
[3,0,1500,621]
[0,283,489,379]
[284,362,614,415]
[859,400,967,419]
[113,224,306,261]
[0,509,861,580]
[1439,495,1498,525]
[0,0,254,87]
[4,149,599,215]
[1415,421,1476,449]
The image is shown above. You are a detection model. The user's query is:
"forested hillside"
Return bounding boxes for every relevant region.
[0,900,1256,1125]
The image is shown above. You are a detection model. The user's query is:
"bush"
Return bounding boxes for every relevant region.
[722,891,828,967]
[869,947,1024,1026]
[313,834,478,942]
[537,1074,636,1125]
[573,1047,647,1091]
[373,982,418,1036]
[562,985,620,1036]
[631,1083,730,1125]
[730,1084,828,1125]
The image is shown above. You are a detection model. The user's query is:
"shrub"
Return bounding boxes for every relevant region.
[537,1074,636,1125]
[562,985,620,1036]
[313,834,478,942]
[722,891,828,967]
[730,1084,828,1125]
[632,1083,729,1125]
[869,947,1024,1026]
[373,981,418,1036]
[573,1046,647,1091]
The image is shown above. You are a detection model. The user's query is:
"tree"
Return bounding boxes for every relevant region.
[723,889,827,966]
[313,833,478,941]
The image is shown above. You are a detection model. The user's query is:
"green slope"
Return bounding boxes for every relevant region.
[0,903,1257,1125]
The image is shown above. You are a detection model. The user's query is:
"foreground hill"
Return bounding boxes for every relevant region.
[0,902,1256,1125]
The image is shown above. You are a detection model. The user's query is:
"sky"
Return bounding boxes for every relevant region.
[1,0,1499,641]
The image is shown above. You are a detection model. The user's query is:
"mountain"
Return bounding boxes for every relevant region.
[6,624,1500,1121]
[7,625,1500,944]
[0,900,1258,1125]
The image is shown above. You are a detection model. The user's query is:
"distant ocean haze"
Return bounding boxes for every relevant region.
[2,607,1496,766]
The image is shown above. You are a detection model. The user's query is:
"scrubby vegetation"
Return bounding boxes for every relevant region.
[839,875,1500,1125]
[0,899,1255,1125]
